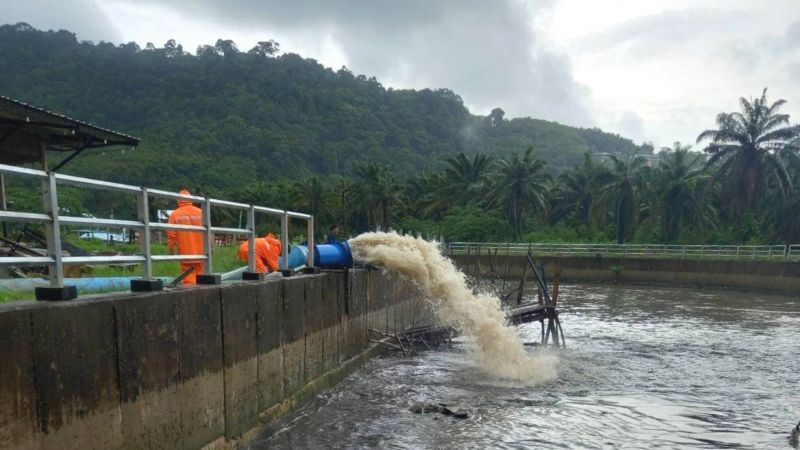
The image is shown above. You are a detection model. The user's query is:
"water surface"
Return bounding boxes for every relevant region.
[251,284,800,449]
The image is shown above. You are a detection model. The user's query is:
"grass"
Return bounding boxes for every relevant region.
[89,245,242,277]
[0,238,247,304]
[0,290,37,304]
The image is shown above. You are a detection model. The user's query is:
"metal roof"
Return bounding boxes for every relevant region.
[0,95,139,153]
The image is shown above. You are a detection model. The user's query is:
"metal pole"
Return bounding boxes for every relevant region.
[202,198,213,274]
[42,172,63,287]
[280,211,289,270]
[137,188,153,279]
[0,173,7,238]
[247,206,256,272]
[306,215,315,268]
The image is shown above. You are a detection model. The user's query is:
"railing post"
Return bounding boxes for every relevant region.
[44,173,63,288]
[35,172,76,300]
[130,188,164,292]
[306,215,315,269]
[202,198,213,274]
[138,188,153,279]
[280,211,289,273]
[247,206,256,273]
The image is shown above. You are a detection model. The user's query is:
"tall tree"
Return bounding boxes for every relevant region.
[291,176,330,228]
[554,153,606,225]
[353,163,403,231]
[652,142,713,242]
[697,88,800,218]
[598,152,647,244]
[486,147,549,240]
[330,176,355,237]
[439,152,492,207]
[248,40,280,57]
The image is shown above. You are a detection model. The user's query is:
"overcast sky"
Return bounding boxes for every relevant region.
[2,0,800,148]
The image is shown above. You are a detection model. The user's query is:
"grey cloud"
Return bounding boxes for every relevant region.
[786,20,800,44]
[719,18,800,77]
[0,0,121,42]
[115,0,593,127]
[574,8,746,58]
[615,111,644,141]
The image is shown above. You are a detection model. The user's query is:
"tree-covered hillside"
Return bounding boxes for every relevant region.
[0,23,641,191]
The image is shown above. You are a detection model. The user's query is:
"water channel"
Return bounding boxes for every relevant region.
[251,284,800,449]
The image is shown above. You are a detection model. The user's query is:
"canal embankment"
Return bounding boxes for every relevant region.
[0,269,431,450]
[452,255,800,294]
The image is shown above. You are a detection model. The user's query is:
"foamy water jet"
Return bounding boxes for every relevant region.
[348,232,557,383]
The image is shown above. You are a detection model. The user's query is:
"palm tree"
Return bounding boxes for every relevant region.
[406,170,449,220]
[771,141,800,242]
[598,152,647,244]
[291,176,330,226]
[440,152,493,206]
[652,142,714,242]
[554,153,606,225]
[697,88,800,218]
[330,176,354,237]
[353,163,403,231]
[486,147,549,240]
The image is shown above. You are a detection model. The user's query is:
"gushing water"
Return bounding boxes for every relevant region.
[348,232,557,383]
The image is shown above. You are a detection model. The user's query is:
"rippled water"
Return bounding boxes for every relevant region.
[250,284,800,449]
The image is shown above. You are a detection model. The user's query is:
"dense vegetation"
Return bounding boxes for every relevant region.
[1,24,798,245]
[0,23,640,190]
[220,89,799,245]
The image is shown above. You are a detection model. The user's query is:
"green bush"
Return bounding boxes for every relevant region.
[441,207,512,242]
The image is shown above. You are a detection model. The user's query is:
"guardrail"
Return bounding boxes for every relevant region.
[0,163,314,300]
[447,242,797,259]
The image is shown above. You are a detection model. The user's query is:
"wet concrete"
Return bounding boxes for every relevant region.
[0,270,430,450]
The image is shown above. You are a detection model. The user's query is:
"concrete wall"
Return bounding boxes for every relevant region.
[0,269,429,450]
[453,254,800,294]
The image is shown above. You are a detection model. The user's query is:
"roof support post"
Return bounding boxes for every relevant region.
[51,145,88,172]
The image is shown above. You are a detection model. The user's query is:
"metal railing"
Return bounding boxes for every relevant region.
[0,163,314,297]
[447,242,797,259]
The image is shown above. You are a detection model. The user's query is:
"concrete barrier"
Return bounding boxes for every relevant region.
[0,269,431,450]
[452,254,800,294]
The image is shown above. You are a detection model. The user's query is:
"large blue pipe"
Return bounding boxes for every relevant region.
[313,241,353,268]
[277,241,354,270]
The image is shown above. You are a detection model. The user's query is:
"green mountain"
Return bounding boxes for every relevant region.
[0,23,642,192]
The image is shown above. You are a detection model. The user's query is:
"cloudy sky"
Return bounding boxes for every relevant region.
[2,0,800,148]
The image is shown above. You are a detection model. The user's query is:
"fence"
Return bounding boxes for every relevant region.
[447,242,799,259]
[0,163,314,300]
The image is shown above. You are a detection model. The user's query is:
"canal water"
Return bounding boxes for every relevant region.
[250,284,800,449]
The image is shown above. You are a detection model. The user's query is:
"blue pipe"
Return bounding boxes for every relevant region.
[279,245,309,270]
[0,276,171,293]
[314,241,353,268]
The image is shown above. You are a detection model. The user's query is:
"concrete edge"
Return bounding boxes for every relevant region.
[205,339,391,450]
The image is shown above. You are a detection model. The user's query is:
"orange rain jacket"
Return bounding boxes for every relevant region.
[167,190,204,284]
[238,233,282,273]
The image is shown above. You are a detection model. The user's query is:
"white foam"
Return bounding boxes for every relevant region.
[349,232,558,384]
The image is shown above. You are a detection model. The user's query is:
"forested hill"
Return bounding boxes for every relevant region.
[0,23,641,191]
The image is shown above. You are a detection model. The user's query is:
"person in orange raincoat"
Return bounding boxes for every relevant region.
[167,189,204,284]
[238,232,282,273]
